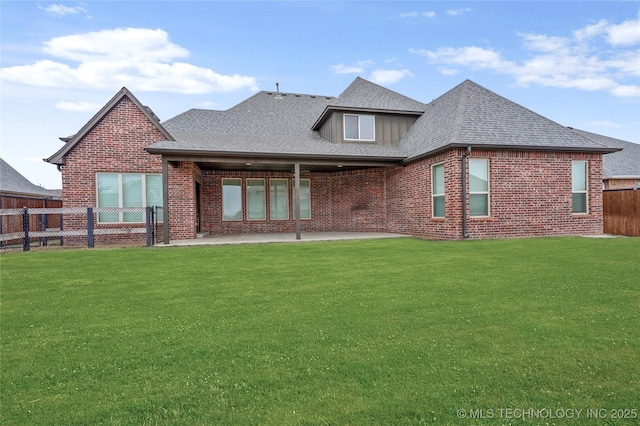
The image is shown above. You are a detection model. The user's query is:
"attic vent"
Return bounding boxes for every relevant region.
[310,96,316,98]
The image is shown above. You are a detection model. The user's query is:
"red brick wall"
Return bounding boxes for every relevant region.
[386,149,604,239]
[59,96,165,243]
[199,168,387,235]
[194,150,603,239]
[168,162,199,240]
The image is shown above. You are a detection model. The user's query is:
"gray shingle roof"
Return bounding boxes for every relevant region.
[1,158,61,198]
[399,80,615,161]
[146,77,618,162]
[570,129,640,178]
[157,90,406,160]
[328,77,427,112]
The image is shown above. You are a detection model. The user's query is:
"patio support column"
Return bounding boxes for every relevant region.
[162,157,170,244]
[294,162,301,240]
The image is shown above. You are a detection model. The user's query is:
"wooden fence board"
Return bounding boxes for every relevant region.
[603,190,640,236]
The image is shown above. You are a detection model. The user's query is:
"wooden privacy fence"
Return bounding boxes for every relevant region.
[603,189,640,237]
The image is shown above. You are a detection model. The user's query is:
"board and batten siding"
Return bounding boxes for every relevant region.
[318,112,419,146]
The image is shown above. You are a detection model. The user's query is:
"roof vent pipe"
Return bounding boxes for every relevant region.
[461,146,472,239]
[276,82,279,93]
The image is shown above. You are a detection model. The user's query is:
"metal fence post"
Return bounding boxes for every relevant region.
[146,206,152,246]
[23,207,30,252]
[87,207,94,248]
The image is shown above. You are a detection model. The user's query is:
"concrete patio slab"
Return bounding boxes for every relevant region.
[158,232,408,247]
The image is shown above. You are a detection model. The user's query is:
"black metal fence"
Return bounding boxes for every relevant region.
[0,206,163,252]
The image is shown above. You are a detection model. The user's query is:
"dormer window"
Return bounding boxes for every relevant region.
[344,114,375,141]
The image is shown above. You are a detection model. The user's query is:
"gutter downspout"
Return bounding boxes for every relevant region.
[461,146,471,239]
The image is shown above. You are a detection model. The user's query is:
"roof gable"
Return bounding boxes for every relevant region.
[329,77,426,112]
[312,77,426,130]
[45,88,173,166]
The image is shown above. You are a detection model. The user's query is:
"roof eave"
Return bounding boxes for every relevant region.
[144,146,405,164]
[603,175,640,180]
[401,143,621,165]
[311,105,424,130]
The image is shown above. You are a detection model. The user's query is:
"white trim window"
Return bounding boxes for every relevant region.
[246,179,266,220]
[344,114,375,141]
[572,161,588,213]
[270,179,289,220]
[96,173,162,223]
[222,178,242,221]
[469,159,490,217]
[432,163,445,218]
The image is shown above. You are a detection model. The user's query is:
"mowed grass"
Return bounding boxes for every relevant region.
[1,237,639,425]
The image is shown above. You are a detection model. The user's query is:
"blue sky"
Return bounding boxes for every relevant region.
[1,1,639,189]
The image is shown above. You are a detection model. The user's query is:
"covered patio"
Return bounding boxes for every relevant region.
[159,231,407,247]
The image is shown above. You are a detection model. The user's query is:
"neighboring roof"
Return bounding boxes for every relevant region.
[399,80,617,162]
[570,129,640,179]
[45,87,173,166]
[144,77,619,163]
[0,158,61,198]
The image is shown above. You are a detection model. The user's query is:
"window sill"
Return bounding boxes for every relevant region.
[343,139,377,144]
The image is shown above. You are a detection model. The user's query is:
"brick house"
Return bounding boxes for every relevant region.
[45,77,619,243]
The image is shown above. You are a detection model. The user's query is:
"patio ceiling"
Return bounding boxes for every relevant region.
[164,154,400,173]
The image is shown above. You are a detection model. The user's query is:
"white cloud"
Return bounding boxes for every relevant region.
[331,60,373,74]
[56,100,104,112]
[611,84,640,97]
[607,12,640,46]
[368,68,413,84]
[412,46,517,71]
[411,14,640,98]
[438,67,458,76]
[400,11,436,18]
[574,20,608,41]
[0,28,258,94]
[43,28,189,63]
[40,4,88,17]
[446,8,472,16]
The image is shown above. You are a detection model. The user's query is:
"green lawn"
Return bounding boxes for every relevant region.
[1,237,639,425]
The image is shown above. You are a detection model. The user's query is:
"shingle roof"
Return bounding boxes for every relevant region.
[570,129,640,178]
[327,77,427,112]
[146,77,618,162]
[155,90,406,160]
[399,80,615,161]
[1,158,61,198]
